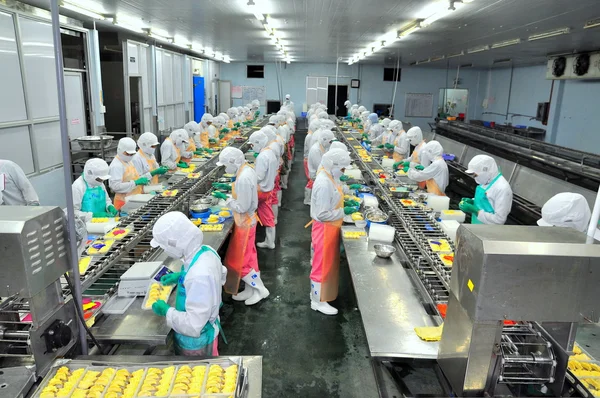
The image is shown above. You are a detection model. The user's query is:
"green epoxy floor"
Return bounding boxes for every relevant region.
[220,131,378,397]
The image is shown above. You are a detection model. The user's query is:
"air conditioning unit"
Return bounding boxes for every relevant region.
[546,56,573,80]
[546,51,600,80]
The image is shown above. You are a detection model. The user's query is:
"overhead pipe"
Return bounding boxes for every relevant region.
[389,52,400,118]
[334,57,339,116]
[49,0,87,354]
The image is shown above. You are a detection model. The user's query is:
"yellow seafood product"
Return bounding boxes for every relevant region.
[571,353,592,361]
[568,359,600,377]
[191,218,202,226]
[40,366,86,397]
[138,367,174,397]
[219,210,231,217]
[87,240,115,255]
[144,283,174,309]
[161,189,179,197]
[428,239,452,253]
[206,214,221,224]
[343,231,367,239]
[200,224,224,232]
[351,212,364,221]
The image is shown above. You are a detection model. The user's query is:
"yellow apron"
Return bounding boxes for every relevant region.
[392,131,406,162]
[227,119,233,129]
[137,149,160,184]
[200,130,209,148]
[114,158,142,210]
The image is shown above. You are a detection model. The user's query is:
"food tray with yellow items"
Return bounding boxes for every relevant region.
[200,224,225,232]
[142,282,176,311]
[86,240,115,255]
[104,227,131,240]
[33,358,247,398]
[564,343,600,397]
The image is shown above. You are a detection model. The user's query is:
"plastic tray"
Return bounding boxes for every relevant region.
[167,364,209,397]
[141,282,175,311]
[33,364,88,398]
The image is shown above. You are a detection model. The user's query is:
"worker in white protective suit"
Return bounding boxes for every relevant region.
[132,132,168,185]
[249,131,279,250]
[372,122,397,158]
[262,127,284,220]
[150,211,227,356]
[538,192,600,239]
[304,119,322,203]
[407,140,449,196]
[307,130,335,203]
[382,118,392,130]
[235,107,245,123]
[226,108,237,129]
[394,126,427,183]
[199,114,218,148]
[109,137,150,210]
[183,121,202,150]
[217,113,231,139]
[344,100,352,118]
[390,121,409,162]
[72,158,115,220]
[283,94,294,109]
[363,113,379,139]
[460,154,513,224]
[0,159,39,206]
[212,147,270,305]
[309,148,354,315]
[251,99,261,118]
[161,129,190,170]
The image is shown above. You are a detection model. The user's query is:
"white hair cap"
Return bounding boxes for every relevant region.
[538,193,592,233]
[321,148,351,172]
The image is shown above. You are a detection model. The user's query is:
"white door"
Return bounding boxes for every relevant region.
[219,80,231,114]
[64,72,87,139]
[306,76,328,106]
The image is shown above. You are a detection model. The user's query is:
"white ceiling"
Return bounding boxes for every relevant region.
[20,0,600,67]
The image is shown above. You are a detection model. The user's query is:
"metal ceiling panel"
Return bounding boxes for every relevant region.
[17,0,600,67]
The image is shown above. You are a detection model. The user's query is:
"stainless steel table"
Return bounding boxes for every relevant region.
[342,226,439,359]
[89,220,234,345]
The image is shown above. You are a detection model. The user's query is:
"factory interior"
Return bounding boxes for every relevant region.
[2,0,600,397]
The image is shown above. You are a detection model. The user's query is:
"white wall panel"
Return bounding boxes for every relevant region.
[144,108,151,133]
[156,49,164,105]
[163,52,174,104]
[0,126,34,174]
[19,17,58,119]
[157,106,165,130]
[140,45,150,106]
[0,11,27,123]
[127,42,139,75]
[166,105,175,129]
[32,121,62,170]
[175,103,184,127]
[173,54,183,102]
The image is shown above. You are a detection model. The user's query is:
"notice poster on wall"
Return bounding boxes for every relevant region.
[405,93,434,118]
[242,86,266,105]
[231,86,243,99]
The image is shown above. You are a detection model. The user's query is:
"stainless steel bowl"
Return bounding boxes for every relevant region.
[365,209,389,223]
[374,244,396,258]
[75,135,114,150]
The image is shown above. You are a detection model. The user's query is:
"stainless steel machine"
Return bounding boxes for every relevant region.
[439,225,600,397]
[0,206,78,376]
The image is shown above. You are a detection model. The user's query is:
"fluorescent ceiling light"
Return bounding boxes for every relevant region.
[223,56,231,63]
[149,33,173,43]
[467,44,489,53]
[584,17,600,29]
[493,58,512,64]
[528,27,570,41]
[151,28,170,37]
[253,11,264,20]
[416,58,431,64]
[61,2,106,20]
[422,3,463,27]
[399,22,421,38]
[491,38,521,48]
[430,55,445,62]
[114,21,144,34]
[447,51,464,58]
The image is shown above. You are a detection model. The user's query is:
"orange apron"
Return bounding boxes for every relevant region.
[113,158,143,210]
[181,140,196,164]
[224,164,259,294]
[413,142,427,190]
[310,170,344,302]
[426,179,445,196]
[200,129,209,148]
[166,138,182,166]
[392,132,406,162]
[227,119,233,129]
[137,149,160,184]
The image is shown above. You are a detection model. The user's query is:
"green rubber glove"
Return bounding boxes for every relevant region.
[232,127,239,132]
[344,206,359,215]
[415,165,425,171]
[177,162,188,168]
[358,124,364,130]
[377,144,384,149]
[253,152,259,158]
[363,140,371,144]
[212,182,232,191]
[220,128,230,133]
[194,150,204,155]
[362,133,369,140]
[209,138,217,144]
[152,300,170,317]
[384,143,395,150]
[339,175,350,182]
[160,272,181,286]
[403,165,410,173]
[107,205,118,217]
[344,200,360,208]
[204,148,213,154]
[219,133,225,139]
[234,122,241,127]
[393,161,404,171]
[348,184,362,189]
[462,197,474,205]
[212,191,228,200]
[134,177,149,186]
[459,201,480,215]
[150,166,168,176]
[94,211,111,218]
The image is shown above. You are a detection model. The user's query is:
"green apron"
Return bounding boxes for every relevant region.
[173,245,226,352]
[80,180,107,216]
[472,173,502,224]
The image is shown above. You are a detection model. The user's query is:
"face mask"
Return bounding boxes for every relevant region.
[475,174,489,185]
[225,164,238,174]
[332,168,344,180]
[119,153,133,162]
[162,244,183,259]
[420,153,432,167]
[143,146,156,156]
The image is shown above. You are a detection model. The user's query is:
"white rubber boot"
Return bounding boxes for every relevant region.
[256,227,276,249]
[304,187,312,205]
[277,190,282,207]
[244,270,270,305]
[232,284,254,301]
[272,204,279,225]
[281,173,289,189]
[310,281,338,315]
